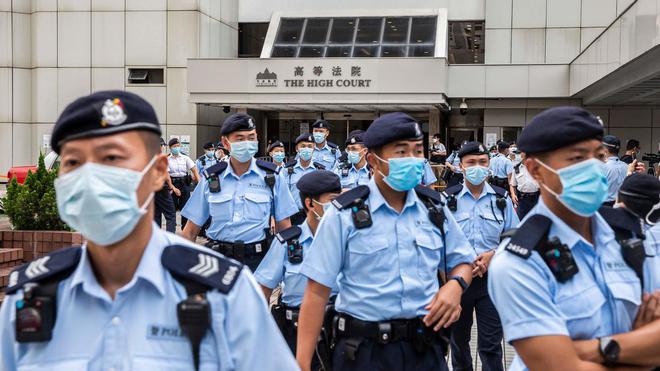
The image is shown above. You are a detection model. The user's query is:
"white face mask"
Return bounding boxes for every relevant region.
[311,199,331,220]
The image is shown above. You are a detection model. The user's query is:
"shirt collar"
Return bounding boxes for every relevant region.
[352,164,369,173]
[607,156,619,162]
[223,157,259,179]
[367,178,417,213]
[69,223,167,299]
[295,161,315,170]
[299,221,314,244]
[458,182,494,200]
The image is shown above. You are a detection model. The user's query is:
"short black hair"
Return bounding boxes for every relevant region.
[626,139,640,150]
[299,192,320,212]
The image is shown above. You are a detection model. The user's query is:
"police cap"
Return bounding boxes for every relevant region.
[458,141,489,158]
[602,135,621,150]
[168,138,179,147]
[202,141,214,150]
[295,133,314,145]
[51,90,161,154]
[345,130,365,146]
[297,170,342,196]
[517,107,604,155]
[159,137,166,146]
[312,119,331,129]
[619,173,660,203]
[363,112,423,149]
[220,113,257,136]
[267,140,284,152]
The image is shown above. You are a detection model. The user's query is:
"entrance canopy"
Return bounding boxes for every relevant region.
[187,58,448,111]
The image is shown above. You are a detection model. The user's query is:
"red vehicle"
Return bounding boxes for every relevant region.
[6,152,60,184]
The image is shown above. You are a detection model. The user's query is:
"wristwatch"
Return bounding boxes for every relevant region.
[448,275,469,292]
[598,336,620,366]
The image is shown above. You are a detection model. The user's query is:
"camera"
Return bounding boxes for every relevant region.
[222,105,231,113]
[642,153,660,175]
[459,100,468,115]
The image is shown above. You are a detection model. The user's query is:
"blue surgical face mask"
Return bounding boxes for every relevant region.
[347,151,363,165]
[170,147,180,155]
[54,156,157,246]
[298,147,313,161]
[536,158,608,217]
[464,165,489,185]
[205,150,215,158]
[374,154,425,192]
[228,140,258,163]
[313,132,326,144]
[272,152,285,163]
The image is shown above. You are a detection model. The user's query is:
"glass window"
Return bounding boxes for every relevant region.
[448,21,485,64]
[329,18,356,44]
[272,46,298,57]
[352,45,379,57]
[355,18,382,44]
[383,17,408,44]
[381,45,407,57]
[276,19,304,43]
[410,17,436,44]
[326,45,352,57]
[409,45,434,57]
[299,46,325,57]
[303,18,330,44]
[238,23,269,58]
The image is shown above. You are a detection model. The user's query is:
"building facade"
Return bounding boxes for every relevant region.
[2,0,660,176]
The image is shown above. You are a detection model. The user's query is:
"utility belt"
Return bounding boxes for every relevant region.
[271,303,301,334]
[205,239,269,261]
[517,190,539,198]
[171,175,192,187]
[490,177,508,188]
[333,313,449,360]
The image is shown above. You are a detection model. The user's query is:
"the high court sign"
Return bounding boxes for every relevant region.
[187,58,448,108]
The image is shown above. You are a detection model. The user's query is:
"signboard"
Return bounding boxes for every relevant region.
[485,133,497,148]
[255,64,372,89]
[300,122,309,135]
[42,134,51,150]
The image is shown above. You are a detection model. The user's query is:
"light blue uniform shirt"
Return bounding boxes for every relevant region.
[446,151,461,173]
[422,160,437,185]
[196,154,218,173]
[280,161,321,210]
[0,225,298,371]
[450,183,519,255]
[312,143,341,171]
[489,154,513,178]
[300,178,475,321]
[488,199,642,371]
[335,164,371,189]
[643,223,660,293]
[182,158,298,243]
[255,221,337,307]
[604,156,628,202]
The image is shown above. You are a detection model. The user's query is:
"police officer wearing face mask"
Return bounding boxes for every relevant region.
[443,141,519,371]
[255,170,342,369]
[311,120,341,170]
[601,135,628,207]
[296,112,475,371]
[335,130,371,189]
[167,137,200,230]
[269,140,286,169]
[154,137,177,233]
[488,106,660,371]
[0,91,298,370]
[181,113,298,271]
[195,141,217,173]
[488,141,513,191]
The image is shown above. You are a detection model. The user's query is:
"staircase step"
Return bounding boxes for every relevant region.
[0,266,15,289]
[0,248,23,267]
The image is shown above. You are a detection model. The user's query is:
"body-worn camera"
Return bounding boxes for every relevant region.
[15,283,55,343]
[539,237,579,282]
[208,176,221,193]
[287,239,303,264]
[351,199,372,229]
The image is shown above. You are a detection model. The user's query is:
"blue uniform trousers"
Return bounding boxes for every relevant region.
[332,337,449,371]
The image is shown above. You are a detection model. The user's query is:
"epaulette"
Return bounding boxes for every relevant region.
[161,245,243,294]
[313,162,326,170]
[444,184,462,196]
[414,185,443,205]
[256,159,279,174]
[490,184,509,198]
[598,206,644,239]
[327,142,338,149]
[203,162,228,179]
[331,185,370,210]
[5,247,82,295]
[275,225,302,244]
[514,162,522,174]
[284,159,297,168]
[197,155,205,161]
[504,214,553,259]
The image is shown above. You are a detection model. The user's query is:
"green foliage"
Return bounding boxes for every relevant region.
[1,153,69,231]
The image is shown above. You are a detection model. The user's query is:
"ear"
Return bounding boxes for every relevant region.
[221,136,230,149]
[146,154,169,192]
[525,157,544,183]
[304,196,314,212]
[366,152,378,170]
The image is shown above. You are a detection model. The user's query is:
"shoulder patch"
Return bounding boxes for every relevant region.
[284,159,297,168]
[5,247,82,295]
[505,214,553,259]
[161,245,243,294]
[598,206,644,238]
[414,185,443,205]
[313,162,326,170]
[444,184,463,196]
[197,155,205,161]
[256,159,279,174]
[327,142,338,149]
[275,226,302,244]
[203,162,228,179]
[332,185,370,210]
[490,185,508,198]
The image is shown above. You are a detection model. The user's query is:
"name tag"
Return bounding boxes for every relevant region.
[604,261,629,271]
[147,324,186,341]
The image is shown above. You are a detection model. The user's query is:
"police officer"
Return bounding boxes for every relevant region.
[311,119,341,170]
[181,113,298,271]
[602,135,628,207]
[167,137,200,229]
[444,141,519,371]
[195,141,217,173]
[422,159,438,186]
[281,133,326,225]
[269,140,286,169]
[296,112,475,371]
[255,170,342,368]
[335,130,371,189]
[488,106,660,371]
[488,141,513,190]
[445,146,464,187]
[154,137,177,233]
[215,141,229,162]
[510,157,540,219]
[0,90,298,370]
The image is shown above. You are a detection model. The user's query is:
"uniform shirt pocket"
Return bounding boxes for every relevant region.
[605,270,642,331]
[208,193,233,225]
[243,192,271,221]
[555,284,606,340]
[346,235,392,282]
[415,232,443,280]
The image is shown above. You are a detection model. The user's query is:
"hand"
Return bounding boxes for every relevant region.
[472,250,495,277]
[173,187,181,197]
[423,280,463,331]
[510,192,519,207]
[634,290,660,329]
[628,159,646,176]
